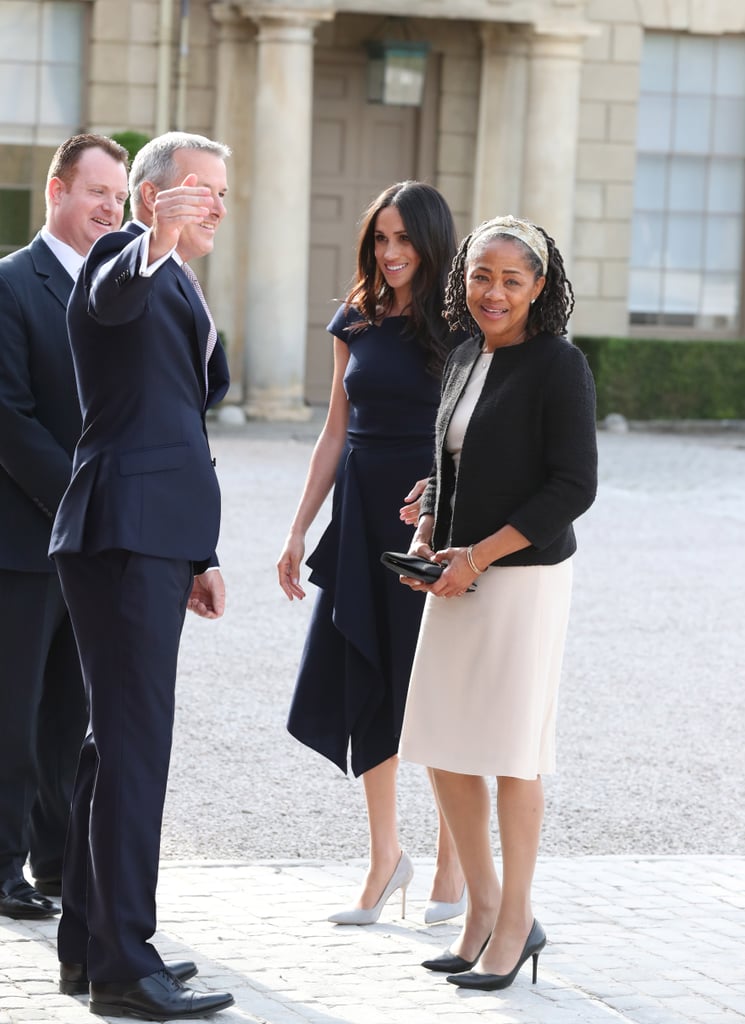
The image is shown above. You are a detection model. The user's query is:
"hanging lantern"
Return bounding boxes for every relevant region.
[366,41,430,107]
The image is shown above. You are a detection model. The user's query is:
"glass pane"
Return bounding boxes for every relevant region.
[632,34,745,328]
[631,211,664,268]
[629,269,662,312]
[633,154,667,209]
[676,36,715,95]
[640,34,675,93]
[662,271,701,313]
[0,188,31,247]
[705,214,743,272]
[668,156,706,211]
[0,2,40,62]
[712,97,745,157]
[39,64,81,126]
[701,272,738,319]
[666,213,704,270]
[715,38,745,98]
[707,158,744,214]
[637,95,672,150]
[41,2,83,65]
[0,65,38,123]
[673,96,712,154]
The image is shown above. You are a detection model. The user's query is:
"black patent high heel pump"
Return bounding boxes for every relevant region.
[447,919,546,990]
[421,934,490,973]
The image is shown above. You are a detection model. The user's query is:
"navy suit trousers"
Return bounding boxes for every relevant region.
[0,569,87,883]
[55,550,192,981]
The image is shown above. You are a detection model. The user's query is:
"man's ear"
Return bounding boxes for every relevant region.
[139,179,158,214]
[47,176,66,205]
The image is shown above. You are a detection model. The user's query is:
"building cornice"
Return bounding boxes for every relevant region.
[214,0,593,31]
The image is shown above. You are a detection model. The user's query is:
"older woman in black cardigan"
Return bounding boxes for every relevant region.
[399,216,597,991]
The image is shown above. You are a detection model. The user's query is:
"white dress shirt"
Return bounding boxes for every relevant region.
[40,227,84,280]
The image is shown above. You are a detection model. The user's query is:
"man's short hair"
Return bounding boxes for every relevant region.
[46,133,129,192]
[129,132,232,208]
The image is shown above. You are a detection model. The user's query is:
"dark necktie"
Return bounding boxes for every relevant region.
[182,263,218,368]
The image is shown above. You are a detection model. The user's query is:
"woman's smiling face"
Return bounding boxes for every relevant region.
[373,205,421,305]
[465,237,545,349]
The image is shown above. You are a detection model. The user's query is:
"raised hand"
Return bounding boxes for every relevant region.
[148,173,214,263]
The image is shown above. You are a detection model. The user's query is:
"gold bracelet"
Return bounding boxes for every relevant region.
[466,544,484,575]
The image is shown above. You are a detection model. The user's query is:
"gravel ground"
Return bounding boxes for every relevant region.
[162,419,745,861]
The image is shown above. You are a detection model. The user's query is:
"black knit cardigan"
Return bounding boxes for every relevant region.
[420,332,598,567]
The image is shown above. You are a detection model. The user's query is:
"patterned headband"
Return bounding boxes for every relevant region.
[471,215,548,276]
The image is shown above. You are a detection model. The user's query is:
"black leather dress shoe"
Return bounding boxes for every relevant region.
[60,959,198,996]
[0,878,59,919]
[33,877,63,897]
[89,969,233,1020]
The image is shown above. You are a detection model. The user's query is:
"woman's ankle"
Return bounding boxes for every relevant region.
[428,861,465,903]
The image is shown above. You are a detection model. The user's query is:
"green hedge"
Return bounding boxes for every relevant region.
[110,131,150,222]
[110,130,150,162]
[574,336,745,420]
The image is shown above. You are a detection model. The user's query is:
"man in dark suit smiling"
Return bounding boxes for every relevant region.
[0,134,128,920]
[50,132,234,1020]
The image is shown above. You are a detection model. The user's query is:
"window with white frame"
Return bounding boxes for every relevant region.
[0,1,85,254]
[0,0,85,145]
[630,33,745,332]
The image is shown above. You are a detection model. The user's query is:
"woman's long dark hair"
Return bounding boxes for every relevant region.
[346,181,458,375]
[444,220,575,339]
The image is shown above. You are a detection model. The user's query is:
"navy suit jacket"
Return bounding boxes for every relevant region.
[0,233,81,572]
[50,224,230,568]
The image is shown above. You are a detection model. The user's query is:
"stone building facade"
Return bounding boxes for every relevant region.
[1,0,744,414]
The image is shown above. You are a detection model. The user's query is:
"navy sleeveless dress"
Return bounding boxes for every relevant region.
[287,304,443,777]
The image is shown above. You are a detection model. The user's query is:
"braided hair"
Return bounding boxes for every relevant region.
[444,218,575,339]
[345,181,458,375]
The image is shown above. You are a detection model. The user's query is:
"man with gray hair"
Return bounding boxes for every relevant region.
[51,132,234,1020]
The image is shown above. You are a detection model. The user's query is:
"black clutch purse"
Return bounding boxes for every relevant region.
[380,551,443,584]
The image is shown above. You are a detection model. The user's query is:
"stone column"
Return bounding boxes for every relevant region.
[472,24,530,225]
[241,12,326,419]
[521,30,586,263]
[207,4,256,404]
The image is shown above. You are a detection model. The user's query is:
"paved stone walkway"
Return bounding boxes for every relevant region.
[2,854,744,1023]
[3,425,743,1021]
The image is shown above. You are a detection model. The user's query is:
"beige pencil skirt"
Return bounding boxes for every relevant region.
[399,559,573,779]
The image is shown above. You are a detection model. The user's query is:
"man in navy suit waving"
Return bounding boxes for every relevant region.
[51,133,234,1020]
[0,134,129,920]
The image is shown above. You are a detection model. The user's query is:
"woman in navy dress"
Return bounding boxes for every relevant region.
[277,182,465,924]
